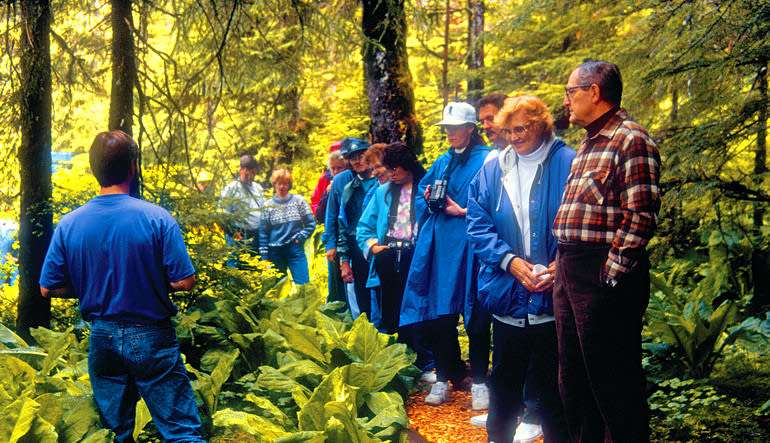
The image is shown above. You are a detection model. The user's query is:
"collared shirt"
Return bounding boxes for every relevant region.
[553,108,660,280]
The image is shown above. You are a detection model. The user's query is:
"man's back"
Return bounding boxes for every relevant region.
[40,194,194,323]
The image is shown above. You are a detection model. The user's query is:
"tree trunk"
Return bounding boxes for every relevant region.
[109,0,136,135]
[110,0,141,197]
[441,0,450,106]
[751,62,768,312]
[466,0,484,104]
[361,0,423,153]
[16,0,52,341]
[753,63,766,230]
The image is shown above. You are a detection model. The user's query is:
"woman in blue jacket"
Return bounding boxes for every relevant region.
[401,102,492,407]
[357,142,425,332]
[466,95,573,443]
[259,168,316,285]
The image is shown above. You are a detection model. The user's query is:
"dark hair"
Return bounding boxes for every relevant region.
[382,142,426,182]
[476,93,508,111]
[468,126,487,149]
[89,130,139,187]
[240,154,258,169]
[576,59,623,106]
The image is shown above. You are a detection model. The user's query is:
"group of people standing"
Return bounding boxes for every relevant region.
[35,59,659,443]
[220,157,316,285]
[316,59,660,443]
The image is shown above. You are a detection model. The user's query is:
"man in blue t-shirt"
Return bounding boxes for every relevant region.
[39,130,205,443]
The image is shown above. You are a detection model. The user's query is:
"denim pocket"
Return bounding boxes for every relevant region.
[128,326,179,375]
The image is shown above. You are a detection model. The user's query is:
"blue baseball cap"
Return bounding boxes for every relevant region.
[340,138,370,158]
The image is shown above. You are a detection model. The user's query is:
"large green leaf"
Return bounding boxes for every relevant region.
[298,368,354,432]
[0,324,28,348]
[277,319,329,364]
[46,394,102,443]
[297,364,377,432]
[362,391,408,436]
[274,430,326,443]
[193,348,240,415]
[229,332,265,372]
[0,356,37,396]
[244,393,291,426]
[0,397,40,443]
[369,343,414,393]
[314,312,347,349]
[212,408,288,441]
[323,401,379,443]
[35,327,76,376]
[216,300,258,335]
[79,429,113,443]
[24,417,58,443]
[278,359,327,386]
[132,399,152,442]
[346,315,390,364]
[257,365,313,402]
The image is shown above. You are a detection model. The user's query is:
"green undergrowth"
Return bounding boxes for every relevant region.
[646,343,770,442]
[0,279,420,442]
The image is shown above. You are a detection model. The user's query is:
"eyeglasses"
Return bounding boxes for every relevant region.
[564,84,593,99]
[503,123,531,136]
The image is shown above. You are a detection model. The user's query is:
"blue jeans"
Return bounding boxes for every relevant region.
[267,241,310,285]
[88,319,205,443]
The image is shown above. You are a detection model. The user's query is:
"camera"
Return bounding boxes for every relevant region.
[428,179,448,212]
[387,240,411,250]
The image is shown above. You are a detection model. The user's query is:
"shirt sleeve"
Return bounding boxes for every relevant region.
[162,218,195,283]
[323,176,344,250]
[39,225,68,289]
[465,169,516,270]
[605,131,660,281]
[297,197,316,241]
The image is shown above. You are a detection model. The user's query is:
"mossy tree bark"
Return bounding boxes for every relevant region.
[109,0,136,135]
[17,0,52,342]
[361,0,423,153]
[466,0,484,104]
[109,0,141,197]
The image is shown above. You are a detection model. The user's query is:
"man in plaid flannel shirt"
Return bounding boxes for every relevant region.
[553,60,660,442]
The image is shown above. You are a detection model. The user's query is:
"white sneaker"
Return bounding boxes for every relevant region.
[420,370,437,384]
[471,383,489,410]
[424,381,450,405]
[470,413,487,427]
[513,422,543,443]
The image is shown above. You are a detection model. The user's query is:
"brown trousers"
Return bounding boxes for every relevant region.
[554,242,650,443]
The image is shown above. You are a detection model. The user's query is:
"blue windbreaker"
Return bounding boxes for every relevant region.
[466,137,575,318]
[399,144,491,327]
[323,169,354,251]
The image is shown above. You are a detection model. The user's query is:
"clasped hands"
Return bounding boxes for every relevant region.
[508,258,556,292]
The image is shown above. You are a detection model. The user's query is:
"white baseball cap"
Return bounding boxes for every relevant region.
[435,102,478,126]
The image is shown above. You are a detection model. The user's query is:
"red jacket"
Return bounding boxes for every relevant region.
[310,170,333,219]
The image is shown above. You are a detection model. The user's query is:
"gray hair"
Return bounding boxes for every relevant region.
[327,150,344,170]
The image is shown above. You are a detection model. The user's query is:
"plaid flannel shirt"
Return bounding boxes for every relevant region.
[553,109,661,281]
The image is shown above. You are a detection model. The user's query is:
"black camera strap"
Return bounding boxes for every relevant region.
[440,145,473,180]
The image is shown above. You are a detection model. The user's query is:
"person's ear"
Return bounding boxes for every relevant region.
[589,84,602,104]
